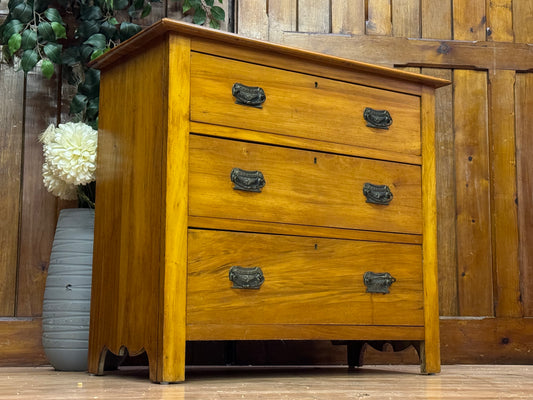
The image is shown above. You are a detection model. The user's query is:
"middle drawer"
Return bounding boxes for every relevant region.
[189,134,422,235]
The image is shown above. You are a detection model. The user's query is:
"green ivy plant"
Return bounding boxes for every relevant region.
[0,0,225,128]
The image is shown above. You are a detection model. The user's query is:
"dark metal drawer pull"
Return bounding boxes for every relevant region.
[232,82,266,108]
[363,182,393,205]
[363,107,393,129]
[364,272,396,294]
[231,167,266,192]
[229,266,265,289]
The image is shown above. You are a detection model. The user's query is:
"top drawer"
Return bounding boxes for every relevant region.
[190,52,421,155]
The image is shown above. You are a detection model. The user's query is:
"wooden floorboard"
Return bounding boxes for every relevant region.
[1,365,532,399]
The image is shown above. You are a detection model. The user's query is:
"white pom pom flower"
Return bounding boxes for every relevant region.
[42,162,79,200]
[42,122,98,186]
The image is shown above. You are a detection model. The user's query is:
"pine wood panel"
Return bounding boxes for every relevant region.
[88,39,172,382]
[331,0,365,34]
[422,68,457,316]
[421,0,451,39]
[189,135,423,235]
[0,319,47,366]
[159,33,191,383]
[487,0,513,42]
[237,0,268,40]
[420,87,440,373]
[512,1,533,42]
[516,73,533,317]
[392,0,419,38]
[15,71,59,317]
[278,32,533,71]
[453,70,493,316]
[190,53,422,155]
[489,70,522,318]
[0,55,24,317]
[298,0,329,33]
[187,230,424,326]
[453,0,486,41]
[366,0,392,36]
[267,0,297,43]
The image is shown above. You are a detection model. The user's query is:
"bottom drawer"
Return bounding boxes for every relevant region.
[187,230,424,326]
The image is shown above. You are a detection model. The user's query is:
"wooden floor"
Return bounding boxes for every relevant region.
[1,365,533,399]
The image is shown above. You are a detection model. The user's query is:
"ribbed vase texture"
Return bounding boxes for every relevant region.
[42,208,94,371]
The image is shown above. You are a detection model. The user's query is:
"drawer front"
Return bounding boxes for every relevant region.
[189,135,422,235]
[187,230,424,326]
[190,52,421,155]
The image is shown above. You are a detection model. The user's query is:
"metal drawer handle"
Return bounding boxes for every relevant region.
[363,272,396,294]
[229,266,265,289]
[232,82,266,108]
[363,107,393,129]
[231,167,266,192]
[363,182,393,205]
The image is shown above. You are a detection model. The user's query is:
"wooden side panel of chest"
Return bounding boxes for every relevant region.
[88,19,447,383]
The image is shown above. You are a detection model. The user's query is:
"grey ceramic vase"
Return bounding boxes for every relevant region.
[42,208,95,371]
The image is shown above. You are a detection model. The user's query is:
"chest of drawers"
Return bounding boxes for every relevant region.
[88,19,449,383]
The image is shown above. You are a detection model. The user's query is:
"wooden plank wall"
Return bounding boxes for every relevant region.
[235,0,533,363]
[1,0,532,365]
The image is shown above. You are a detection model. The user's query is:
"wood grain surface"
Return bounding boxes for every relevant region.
[189,135,423,235]
[190,52,421,155]
[187,229,424,326]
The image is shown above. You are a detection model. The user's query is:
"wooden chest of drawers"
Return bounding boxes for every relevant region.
[88,19,449,383]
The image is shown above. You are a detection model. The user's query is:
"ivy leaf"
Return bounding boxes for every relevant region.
[119,22,141,41]
[108,17,119,25]
[51,22,67,39]
[2,19,23,43]
[12,3,33,24]
[83,33,107,49]
[62,46,81,65]
[8,33,21,55]
[79,68,100,97]
[133,0,144,10]
[41,58,55,79]
[210,6,225,21]
[192,7,206,25]
[86,96,99,120]
[209,19,220,30]
[182,0,191,13]
[100,20,117,40]
[80,44,94,61]
[90,48,105,60]
[7,0,22,12]
[37,21,56,42]
[20,49,39,72]
[21,29,37,50]
[114,0,128,10]
[43,42,62,63]
[205,0,214,6]
[70,93,88,114]
[77,20,100,39]
[80,6,103,21]
[33,0,49,13]
[44,8,63,23]
[141,3,152,18]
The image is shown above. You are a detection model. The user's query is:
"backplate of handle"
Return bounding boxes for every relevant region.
[363,107,393,129]
[232,83,266,108]
[363,182,393,205]
[229,266,265,289]
[363,271,396,294]
[231,168,266,192]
